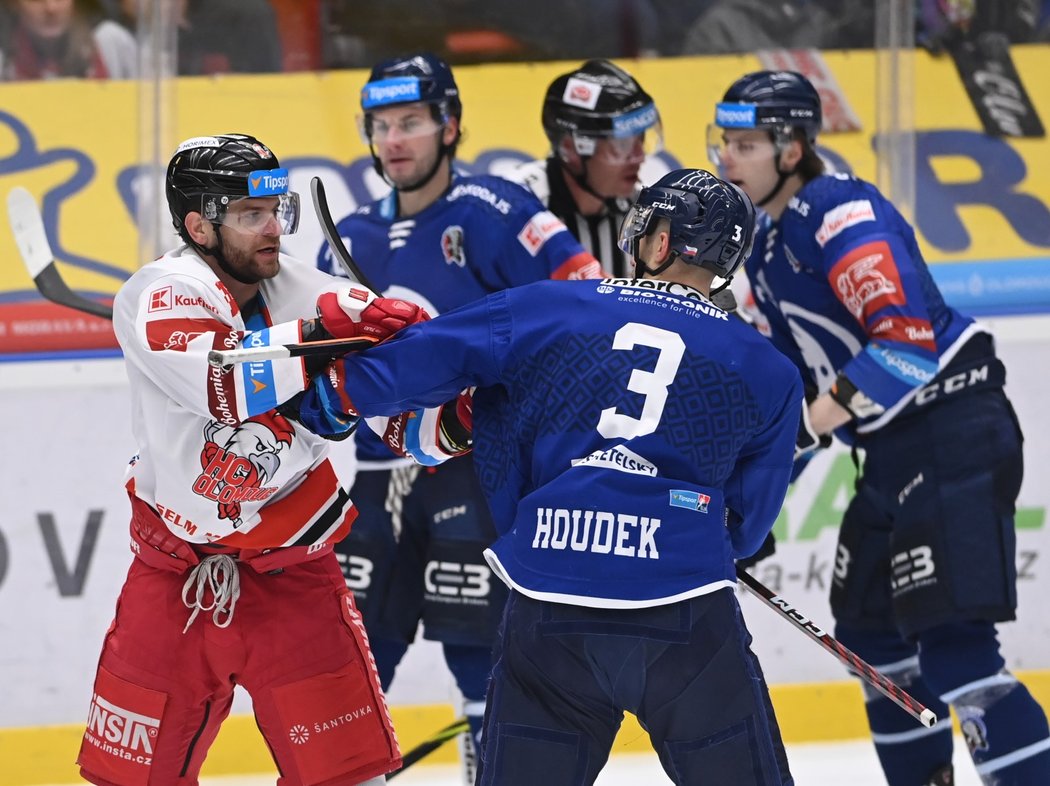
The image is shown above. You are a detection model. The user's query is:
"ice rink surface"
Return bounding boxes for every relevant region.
[186,736,983,785]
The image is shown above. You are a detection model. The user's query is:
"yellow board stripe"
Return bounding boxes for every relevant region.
[6,672,1049,785]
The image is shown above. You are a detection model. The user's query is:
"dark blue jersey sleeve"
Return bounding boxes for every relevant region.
[785,176,940,406]
[454,176,601,287]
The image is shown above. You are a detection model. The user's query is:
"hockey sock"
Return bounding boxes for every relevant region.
[367,636,409,692]
[922,622,1050,785]
[837,625,953,786]
[863,656,953,786]
[444,642,493,785]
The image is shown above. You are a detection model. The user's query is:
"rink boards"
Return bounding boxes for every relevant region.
[0,316,1048,783]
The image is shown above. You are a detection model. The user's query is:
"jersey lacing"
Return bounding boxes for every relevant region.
[385,465,422,541]
[182,554,241,633]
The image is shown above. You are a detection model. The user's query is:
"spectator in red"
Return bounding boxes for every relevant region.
[0,0,136,80]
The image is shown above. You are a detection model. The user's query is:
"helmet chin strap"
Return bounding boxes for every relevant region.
[370,126,454,196]
[755,137,799,207]
[565,155,625,212]
[633,243,678,278]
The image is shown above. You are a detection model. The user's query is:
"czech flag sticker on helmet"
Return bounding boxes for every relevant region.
[247,168,290,196]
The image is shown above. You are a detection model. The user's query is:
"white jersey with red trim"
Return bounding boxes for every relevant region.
[113,245,354,549]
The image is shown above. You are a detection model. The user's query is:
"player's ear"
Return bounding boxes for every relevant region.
[443,116,460,146]
[556,135,579,167]
[655,227,672,263]
[779,137,804,171]
[184,212,214,246]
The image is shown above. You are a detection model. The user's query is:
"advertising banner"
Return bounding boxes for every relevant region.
[2,48,1049,356]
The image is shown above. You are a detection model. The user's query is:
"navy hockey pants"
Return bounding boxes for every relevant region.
[477,588,793,786]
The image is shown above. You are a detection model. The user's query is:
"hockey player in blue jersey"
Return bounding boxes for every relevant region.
[316,52,601,778]
[710,70,1050,786]
[292,168,802,785]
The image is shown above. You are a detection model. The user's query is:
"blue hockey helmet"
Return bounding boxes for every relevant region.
[360,52,462,121]
[618,168,756,280]
[714,70,822,143]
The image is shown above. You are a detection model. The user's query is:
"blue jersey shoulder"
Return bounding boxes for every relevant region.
[443,173,546,220]
[780,173,896,265]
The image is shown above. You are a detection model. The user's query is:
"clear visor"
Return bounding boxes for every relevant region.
[706,125,778,167]
[574,121,664,165]
[616,203,657,255]
[358,111,446,145]
[202,193,301,236]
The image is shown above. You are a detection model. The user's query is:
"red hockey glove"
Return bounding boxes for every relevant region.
[316,286,429,342]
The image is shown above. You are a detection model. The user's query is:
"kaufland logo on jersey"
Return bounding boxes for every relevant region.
[248,168,289,196]
[147,286,172,312]
[361,76,422,108]
[86,693,160,755]
[716,102,757,128]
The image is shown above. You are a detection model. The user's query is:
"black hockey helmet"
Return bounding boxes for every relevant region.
[165,133,299,238]
[618,168,756,280]
[541,59,660,159]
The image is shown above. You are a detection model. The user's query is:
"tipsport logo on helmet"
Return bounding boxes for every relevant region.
[248,168,289,196]
[361,77,423,109]
[612,104,658,137]
[715,102,758,128]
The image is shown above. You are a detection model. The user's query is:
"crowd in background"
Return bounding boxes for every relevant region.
[2,0,1049,82]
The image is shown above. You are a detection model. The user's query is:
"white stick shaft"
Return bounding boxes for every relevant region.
[209,346,291,366]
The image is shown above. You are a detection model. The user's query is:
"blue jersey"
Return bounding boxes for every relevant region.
[311,279,802,608]
[318,174,601,463]
[746,173,981,442]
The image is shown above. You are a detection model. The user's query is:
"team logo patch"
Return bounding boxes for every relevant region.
[517,210,566,257]
[815,199,875,247]
[193,414,293,527]
[440,225,466,267]
[563,77,601,109]
[830,240,906,321]
[147,286,172,312]
[669,489,710,513]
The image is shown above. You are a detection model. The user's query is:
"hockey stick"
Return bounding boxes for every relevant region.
[736,567,937,728]
[6,187,115,319]
[207,335,379,367]
[310,176,380,293]
[387,716,471,780]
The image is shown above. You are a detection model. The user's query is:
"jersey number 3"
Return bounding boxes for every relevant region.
[597,322,685,440]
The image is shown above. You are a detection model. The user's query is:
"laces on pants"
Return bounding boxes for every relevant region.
[182,554,240,633]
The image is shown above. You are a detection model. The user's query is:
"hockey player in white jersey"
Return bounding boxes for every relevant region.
[291,168,803,785]
[507,59,662,277]
[75,133,428,786]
